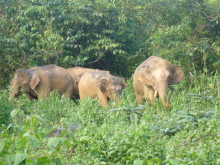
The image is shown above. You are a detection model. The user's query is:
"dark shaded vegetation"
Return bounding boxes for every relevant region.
[0,0,219,88]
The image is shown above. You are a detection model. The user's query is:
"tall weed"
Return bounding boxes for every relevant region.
[0,74,219,164]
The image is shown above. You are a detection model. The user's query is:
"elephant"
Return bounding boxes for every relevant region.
[133,56,184,108]
[78,70,127,106]
[66,67,109,99]
[9,64,75,100]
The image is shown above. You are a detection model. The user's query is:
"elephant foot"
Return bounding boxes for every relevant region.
[163,102,172,108]
[148,100,155,106]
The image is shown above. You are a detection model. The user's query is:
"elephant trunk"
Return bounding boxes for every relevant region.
[156,82,171,108]
[112,93,120,104]
[9,85,20,100]
[9,92,16,100]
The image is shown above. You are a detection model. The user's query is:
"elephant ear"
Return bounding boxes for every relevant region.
[171,66,184,85]
[120,78,127,89]
[29,73,40,90]
[97,79,107,93]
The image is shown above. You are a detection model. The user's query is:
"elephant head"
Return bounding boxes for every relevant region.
[138,63,184,107]
[9,69,40,99]
[96,76,127,102]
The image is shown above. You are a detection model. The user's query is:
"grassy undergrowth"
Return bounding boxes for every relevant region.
[0,75,219,165]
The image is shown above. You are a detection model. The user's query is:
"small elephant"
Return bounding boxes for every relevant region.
[9,64,75,100]
[78,70,127,106]
[66,67,109,99]
[133,56,184,108]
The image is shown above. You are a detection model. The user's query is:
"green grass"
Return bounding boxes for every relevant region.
[0,75,219,165]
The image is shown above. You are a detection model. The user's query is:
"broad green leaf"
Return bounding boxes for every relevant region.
[13,153,27,165]
[134,159,144,165]
[146,159,154,165]
[37,157,50,164]
[168,159,182,165]
[10,109,18,118]
[26,115,40,128]
[47,137,65,150]
[0,142,5,153]
[18,137,28,149]
[52,158,62,165]
[3,154,14,165]
[63,140,72,150]
[27,136,38,148]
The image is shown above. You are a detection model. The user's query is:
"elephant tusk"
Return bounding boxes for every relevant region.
[154,91,157,98]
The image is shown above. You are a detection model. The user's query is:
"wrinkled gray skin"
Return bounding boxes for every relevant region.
[133,56,184,108]
[9,64,75,100]
[66,67,110,99]
[78,70,127,106]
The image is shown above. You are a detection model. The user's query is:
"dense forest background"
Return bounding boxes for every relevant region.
[0,0,219,88]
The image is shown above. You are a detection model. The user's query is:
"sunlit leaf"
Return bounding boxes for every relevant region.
[14,153,28,165]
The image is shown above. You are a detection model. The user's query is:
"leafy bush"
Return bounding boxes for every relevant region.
[0,75,219,164]
[0,90,12,126]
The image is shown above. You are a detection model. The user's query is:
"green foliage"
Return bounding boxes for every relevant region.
[142,0,220,73]
[1,0,219,88]
[0,90,13,126]
[0,75,219,164]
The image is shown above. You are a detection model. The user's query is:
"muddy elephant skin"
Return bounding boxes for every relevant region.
[78,70,127,106]
[9,64,75,100]
[133,56,184,108]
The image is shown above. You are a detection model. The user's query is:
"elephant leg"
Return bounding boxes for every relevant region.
[157,86,172,108]
[79,92,85,100]
[64,85,74,98]
[97,91,108,106]
[99,97,108,106]
[64,91,72,98]
[135,92,144,104]
[161,98,172,108]
[144,86,155,105]
[38,86,50,99]
[38,92,49,99]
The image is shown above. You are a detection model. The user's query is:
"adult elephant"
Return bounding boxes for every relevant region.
[9,64,75,100]
[133,56,184,108]
[66,67,109,99]
[78,70,127,106]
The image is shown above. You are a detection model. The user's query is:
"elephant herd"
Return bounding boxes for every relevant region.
[9,56,184,108]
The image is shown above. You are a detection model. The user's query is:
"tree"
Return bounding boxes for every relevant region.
[0,0,219,88]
